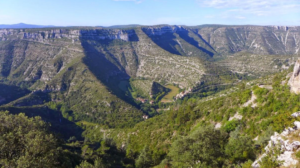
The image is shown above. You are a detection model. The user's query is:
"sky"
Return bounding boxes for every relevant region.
[0,0,299,26]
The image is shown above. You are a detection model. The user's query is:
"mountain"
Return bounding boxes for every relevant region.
[0,24,300,167]
[0,23,57,29]
[0,25,299,128]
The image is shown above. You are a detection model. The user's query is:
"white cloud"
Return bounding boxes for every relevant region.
[197,0,300,16]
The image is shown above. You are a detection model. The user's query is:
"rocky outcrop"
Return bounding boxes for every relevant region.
[229,113,243,121]
[0,28,138,42]
[289,59,300,94]
[142,25,185,36]
[1,25,300,55]
[252,113,300,168]
[79,29,138,41]
[195,26,300,55]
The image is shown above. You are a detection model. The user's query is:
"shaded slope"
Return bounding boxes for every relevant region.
[46,57,144,128]
[0,106,84,140]
[141,26,215,59]
[176,29,215,57]
[0,83,31,105]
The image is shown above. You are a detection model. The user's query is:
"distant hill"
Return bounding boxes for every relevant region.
[0,23,57,29]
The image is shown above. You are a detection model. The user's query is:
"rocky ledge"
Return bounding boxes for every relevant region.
[289,59,300,94]
[252,112,300,167]
[0,28,138,42]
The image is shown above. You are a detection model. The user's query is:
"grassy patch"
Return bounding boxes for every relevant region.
[161,85,180,103]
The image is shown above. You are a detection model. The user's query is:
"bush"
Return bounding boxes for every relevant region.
[0,111,71,168]
[223,120,240,132]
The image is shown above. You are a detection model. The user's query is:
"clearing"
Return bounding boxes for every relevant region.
[160,85,180,103]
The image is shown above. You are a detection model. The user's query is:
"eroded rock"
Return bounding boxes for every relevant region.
[289,59,300,94]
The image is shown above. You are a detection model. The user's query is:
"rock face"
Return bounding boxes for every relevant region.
[0,25,299,127]
[252,113,300,168]
[142,25,185,36]
[0,29,138,42]
[195,25,300,55]
[289,59,300,93]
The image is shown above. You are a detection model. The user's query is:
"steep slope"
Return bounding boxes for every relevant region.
[193,25,300,56]
[0,29,145,128]
[81,65,300,167]
[289,59,300,93]
[0,25,299,128]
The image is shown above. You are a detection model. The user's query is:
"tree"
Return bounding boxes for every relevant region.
[223,119,239,132]
[225,134,255,162]
[76,158,105,168]
[0,111,70,168]
[136,145,153,168]
[168,126,228,167]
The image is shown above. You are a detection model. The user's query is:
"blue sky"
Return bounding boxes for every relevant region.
[0,0,299,26]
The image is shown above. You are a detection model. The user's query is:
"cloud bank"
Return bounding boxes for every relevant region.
[198,0,300,16]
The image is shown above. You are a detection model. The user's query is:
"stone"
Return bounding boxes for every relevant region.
[294,121,300,129]
[278,151,298,167]
[285,141,300,151]
[292,112,300,118]
[229,113,243,121]
[215,123,222,129]
[289,59,300,94]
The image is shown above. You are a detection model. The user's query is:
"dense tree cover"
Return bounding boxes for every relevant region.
[2,68,300,167]
[167,126,228,167]
[0,111,73,168]
[0,111,138,168]
[76,158,105,168]
[47,101,143,129]
[77,69,300,167]
[162,126,257,168]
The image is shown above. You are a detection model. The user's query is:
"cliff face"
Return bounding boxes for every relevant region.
[195,26,300,55]
[0,25,299,127]
[0,29,138,42]
[1,25,299,89]
[289,59,300,94]
[142,25,185,36]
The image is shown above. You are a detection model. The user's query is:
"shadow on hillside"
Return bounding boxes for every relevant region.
[0,83,31,106]
[0,41,15,77]
[79,37,139,108]
[0,106,84,141]
[11,91,52,107]
[193,32,217,54]
[177,30,214,57]
[142,30,183,55]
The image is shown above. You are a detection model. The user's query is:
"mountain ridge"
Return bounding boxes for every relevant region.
[0,24,299,128]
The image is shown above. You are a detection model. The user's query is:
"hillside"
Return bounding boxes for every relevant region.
[0,25,299,127]
[0,24,300,167]
[82,65,300,167]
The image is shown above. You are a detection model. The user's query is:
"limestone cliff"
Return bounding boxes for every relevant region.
[0,28,138,43]
[194,25,300,55]
[289,59,300,93]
